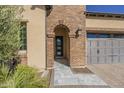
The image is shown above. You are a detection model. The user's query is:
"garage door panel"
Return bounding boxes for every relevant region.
[113,48,119,55]
[87,48,90,56]
[98,40,106,47]
[87,56,91,64]
[87,41,91,56]
[113,56,119,63]
[120,56,124,63]
[90,40,97,48]
[87,40,91,48]
[119,40,124,47]
[98,56,106,64]
[106,56,112,64]
[98,48,105,55]
[91,56,97,64]
[106,40,112,48]
[120,48,124,55]
[113,40,119,48]
[106,48,112,55]
[91,48,97,56]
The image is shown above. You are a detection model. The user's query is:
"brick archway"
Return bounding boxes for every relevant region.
[46,23,73,68]
[54,24,70,64]
[46,6,86,69]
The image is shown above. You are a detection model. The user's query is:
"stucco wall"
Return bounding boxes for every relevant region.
[22,5,46,71]
[86,18,124,29]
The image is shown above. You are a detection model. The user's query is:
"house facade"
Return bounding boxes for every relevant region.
[20,5,124,71]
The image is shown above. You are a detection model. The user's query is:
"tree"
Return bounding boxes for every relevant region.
[0,6,23,62]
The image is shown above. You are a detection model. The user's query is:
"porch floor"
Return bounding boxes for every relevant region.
[52,59,109,88]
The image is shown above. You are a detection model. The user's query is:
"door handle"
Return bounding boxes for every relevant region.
[97,49,99,54]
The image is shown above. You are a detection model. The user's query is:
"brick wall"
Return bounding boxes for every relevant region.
[19,54,27,65]
[47,5,86,68]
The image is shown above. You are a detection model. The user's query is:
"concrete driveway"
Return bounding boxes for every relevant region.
[88,64,124,88]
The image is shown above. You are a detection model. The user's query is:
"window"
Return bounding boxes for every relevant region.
[87,33,110,38]
[20,22,27,50]
[113,34,124,38]
[98,34,110,38]
[87,33,124,38]
[87,33,97,38]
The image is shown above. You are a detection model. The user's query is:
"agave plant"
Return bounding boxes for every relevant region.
[0,64,48,88]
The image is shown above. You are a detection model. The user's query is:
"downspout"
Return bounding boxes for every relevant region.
[45,6,47,70]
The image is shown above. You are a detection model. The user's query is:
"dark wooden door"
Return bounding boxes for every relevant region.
[55,36,63,57]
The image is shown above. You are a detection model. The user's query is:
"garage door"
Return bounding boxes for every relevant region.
[87,33,124,64]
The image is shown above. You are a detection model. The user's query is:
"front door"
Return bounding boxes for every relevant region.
[55,36,63,57]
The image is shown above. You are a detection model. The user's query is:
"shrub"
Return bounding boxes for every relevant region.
[0,64,49,88]
[0,6,23,62]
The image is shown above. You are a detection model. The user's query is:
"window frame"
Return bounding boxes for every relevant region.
[20,22,27,50]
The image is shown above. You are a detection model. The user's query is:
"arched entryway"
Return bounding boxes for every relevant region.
[46,6,86,69]
[54,24,70,65]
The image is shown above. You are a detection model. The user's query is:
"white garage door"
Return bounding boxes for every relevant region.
[87,33,124,64]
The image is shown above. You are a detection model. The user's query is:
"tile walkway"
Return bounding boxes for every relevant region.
[53,59,109,87]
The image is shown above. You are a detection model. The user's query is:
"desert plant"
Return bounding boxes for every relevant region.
[0,64,48,88]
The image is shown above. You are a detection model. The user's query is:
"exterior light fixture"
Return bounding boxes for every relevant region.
[76,24,82,36]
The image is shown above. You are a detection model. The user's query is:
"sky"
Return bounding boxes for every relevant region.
[86,5,124,14]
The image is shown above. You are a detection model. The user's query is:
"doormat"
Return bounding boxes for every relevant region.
[71,67,94,74]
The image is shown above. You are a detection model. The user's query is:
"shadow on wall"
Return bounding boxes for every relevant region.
[30,5,53,16]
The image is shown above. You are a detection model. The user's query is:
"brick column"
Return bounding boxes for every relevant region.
[69,33,85,68]
[47,34,55,69]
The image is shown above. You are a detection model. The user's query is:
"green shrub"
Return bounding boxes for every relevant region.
[0,6,23,62]
[0,64,49,88]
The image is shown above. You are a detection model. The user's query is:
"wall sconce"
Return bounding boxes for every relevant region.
[75,25,82,36]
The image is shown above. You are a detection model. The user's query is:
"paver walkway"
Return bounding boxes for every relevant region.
[53,59,109,88]
[88,64,124,88]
